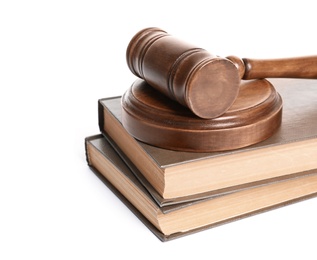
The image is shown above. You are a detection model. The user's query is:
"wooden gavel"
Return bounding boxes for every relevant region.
[127,27,317,119]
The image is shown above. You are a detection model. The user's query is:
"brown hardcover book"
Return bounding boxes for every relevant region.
[98,79,317,201]
[85,135,317,241]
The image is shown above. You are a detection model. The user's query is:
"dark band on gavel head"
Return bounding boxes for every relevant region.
[126,27,241,119]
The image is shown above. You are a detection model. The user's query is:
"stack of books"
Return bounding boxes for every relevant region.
[85,78,317,241]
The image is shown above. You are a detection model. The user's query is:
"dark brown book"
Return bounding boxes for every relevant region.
[85,134,317,241]
[98,79,317,201]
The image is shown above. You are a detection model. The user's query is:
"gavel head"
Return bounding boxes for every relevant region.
[126,27,241,119]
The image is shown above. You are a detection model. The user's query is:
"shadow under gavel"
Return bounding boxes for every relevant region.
[127,27,317,119]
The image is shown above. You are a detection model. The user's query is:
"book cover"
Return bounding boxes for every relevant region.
[98,79,317,200]
[85,134,317,241]
[100,79,317,167]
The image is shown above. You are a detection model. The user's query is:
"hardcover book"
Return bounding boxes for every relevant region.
[98,79,317,201]
[85,135,317,241]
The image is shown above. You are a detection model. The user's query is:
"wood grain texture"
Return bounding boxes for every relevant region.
[127,28,317,120]
[126,27,240,119]
[241,56,317,79]
[121,79,283,152]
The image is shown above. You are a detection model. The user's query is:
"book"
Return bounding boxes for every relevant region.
[98,79,317,200]
[85,134,317,241]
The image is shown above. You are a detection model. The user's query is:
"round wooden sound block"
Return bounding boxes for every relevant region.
[121,79,283,152]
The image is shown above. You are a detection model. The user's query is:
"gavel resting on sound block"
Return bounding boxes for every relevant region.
[126,27,317,119]
[122,27,316,152]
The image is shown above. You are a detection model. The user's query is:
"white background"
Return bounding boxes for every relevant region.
[1,1,317,259]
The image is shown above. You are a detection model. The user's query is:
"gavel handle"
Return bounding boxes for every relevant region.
[227,55,317,80]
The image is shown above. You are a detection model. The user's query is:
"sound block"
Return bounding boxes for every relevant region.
[121,79,283,152]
